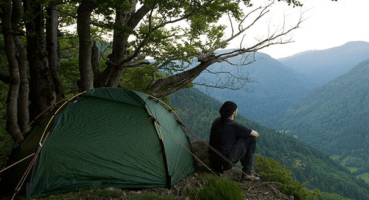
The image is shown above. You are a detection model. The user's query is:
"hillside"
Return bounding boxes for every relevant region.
[272,58,369,182]
[279,41,369,86]
[195,52,316,123]
[169,88,369,200]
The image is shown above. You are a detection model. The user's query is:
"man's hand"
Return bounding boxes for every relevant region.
[250,130,259,138]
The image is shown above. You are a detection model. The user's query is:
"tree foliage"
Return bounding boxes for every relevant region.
[0,0,304,142]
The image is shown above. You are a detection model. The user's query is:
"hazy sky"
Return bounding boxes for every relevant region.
[233,0,369,59]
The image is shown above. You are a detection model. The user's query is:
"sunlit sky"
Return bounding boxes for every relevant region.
[226,0,369,59]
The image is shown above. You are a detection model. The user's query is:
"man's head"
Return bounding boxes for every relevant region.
[219,101,238,120]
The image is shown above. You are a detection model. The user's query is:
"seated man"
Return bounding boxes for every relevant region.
[208,101,260,181]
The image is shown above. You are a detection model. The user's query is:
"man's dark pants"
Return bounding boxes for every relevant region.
[229,136,256,174]
[209,137,256,174]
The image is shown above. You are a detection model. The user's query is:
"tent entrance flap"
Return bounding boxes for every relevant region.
[160,140,172,189]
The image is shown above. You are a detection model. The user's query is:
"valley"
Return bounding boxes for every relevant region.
[192,41,369,185]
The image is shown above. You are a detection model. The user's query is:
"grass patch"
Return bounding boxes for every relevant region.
[357,172,369,184]
[331,155,363,173]
[340,156,362,167]
[347,167,359,173]
[330,155,341,161]
[189,175,244,200]
[255,154,319,200]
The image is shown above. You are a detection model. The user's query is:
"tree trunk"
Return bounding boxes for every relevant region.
[1,0,23,142]
[102,1,138,87]
[24,0,56,120]
[47,4,65,101]
[91,42,99,87]
[12,0,29,134]
[105,11,130,87]
[14,37,29,134]
[77,0,97,91]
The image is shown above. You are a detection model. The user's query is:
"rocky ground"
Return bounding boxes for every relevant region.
[114,172,293,200]
[187,141,293,200]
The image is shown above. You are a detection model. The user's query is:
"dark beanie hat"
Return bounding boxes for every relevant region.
[219,101,238,119]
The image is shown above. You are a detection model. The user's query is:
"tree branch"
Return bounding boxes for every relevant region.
[147,58,217,97]
[148,1,304,97]
[110,10,193,69]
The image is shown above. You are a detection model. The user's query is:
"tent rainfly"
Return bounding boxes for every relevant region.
[0,88,196,198]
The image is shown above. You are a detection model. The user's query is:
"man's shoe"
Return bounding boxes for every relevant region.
[240,172,261,182]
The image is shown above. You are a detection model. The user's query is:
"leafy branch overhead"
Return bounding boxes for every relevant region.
[0,0,306,142]
[130,0,304,97]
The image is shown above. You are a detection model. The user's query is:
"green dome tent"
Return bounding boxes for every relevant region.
[0,88,196,198]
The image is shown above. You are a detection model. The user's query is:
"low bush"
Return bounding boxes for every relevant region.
[189,175,244,200]
[255,154,319,200]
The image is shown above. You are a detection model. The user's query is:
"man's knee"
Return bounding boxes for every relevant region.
[250,137,256,145]
[243,136,256,146]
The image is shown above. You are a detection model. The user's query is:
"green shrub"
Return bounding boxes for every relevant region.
[189,175,244,200]
[255,154,319,200]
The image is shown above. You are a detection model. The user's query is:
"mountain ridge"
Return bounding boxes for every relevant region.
[278,41,369,86]
[272,58,369,182]
[195,52,316,122]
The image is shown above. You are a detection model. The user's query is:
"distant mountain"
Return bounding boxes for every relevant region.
[169,88,369,200]
[195,52,316,123]
[272,58,369,179]
[279,41,369,86]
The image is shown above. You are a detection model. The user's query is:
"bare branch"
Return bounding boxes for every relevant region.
[216,10,303,62]
[238,5,265,31]
[198,2,272,62]
[228,12,234,37]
